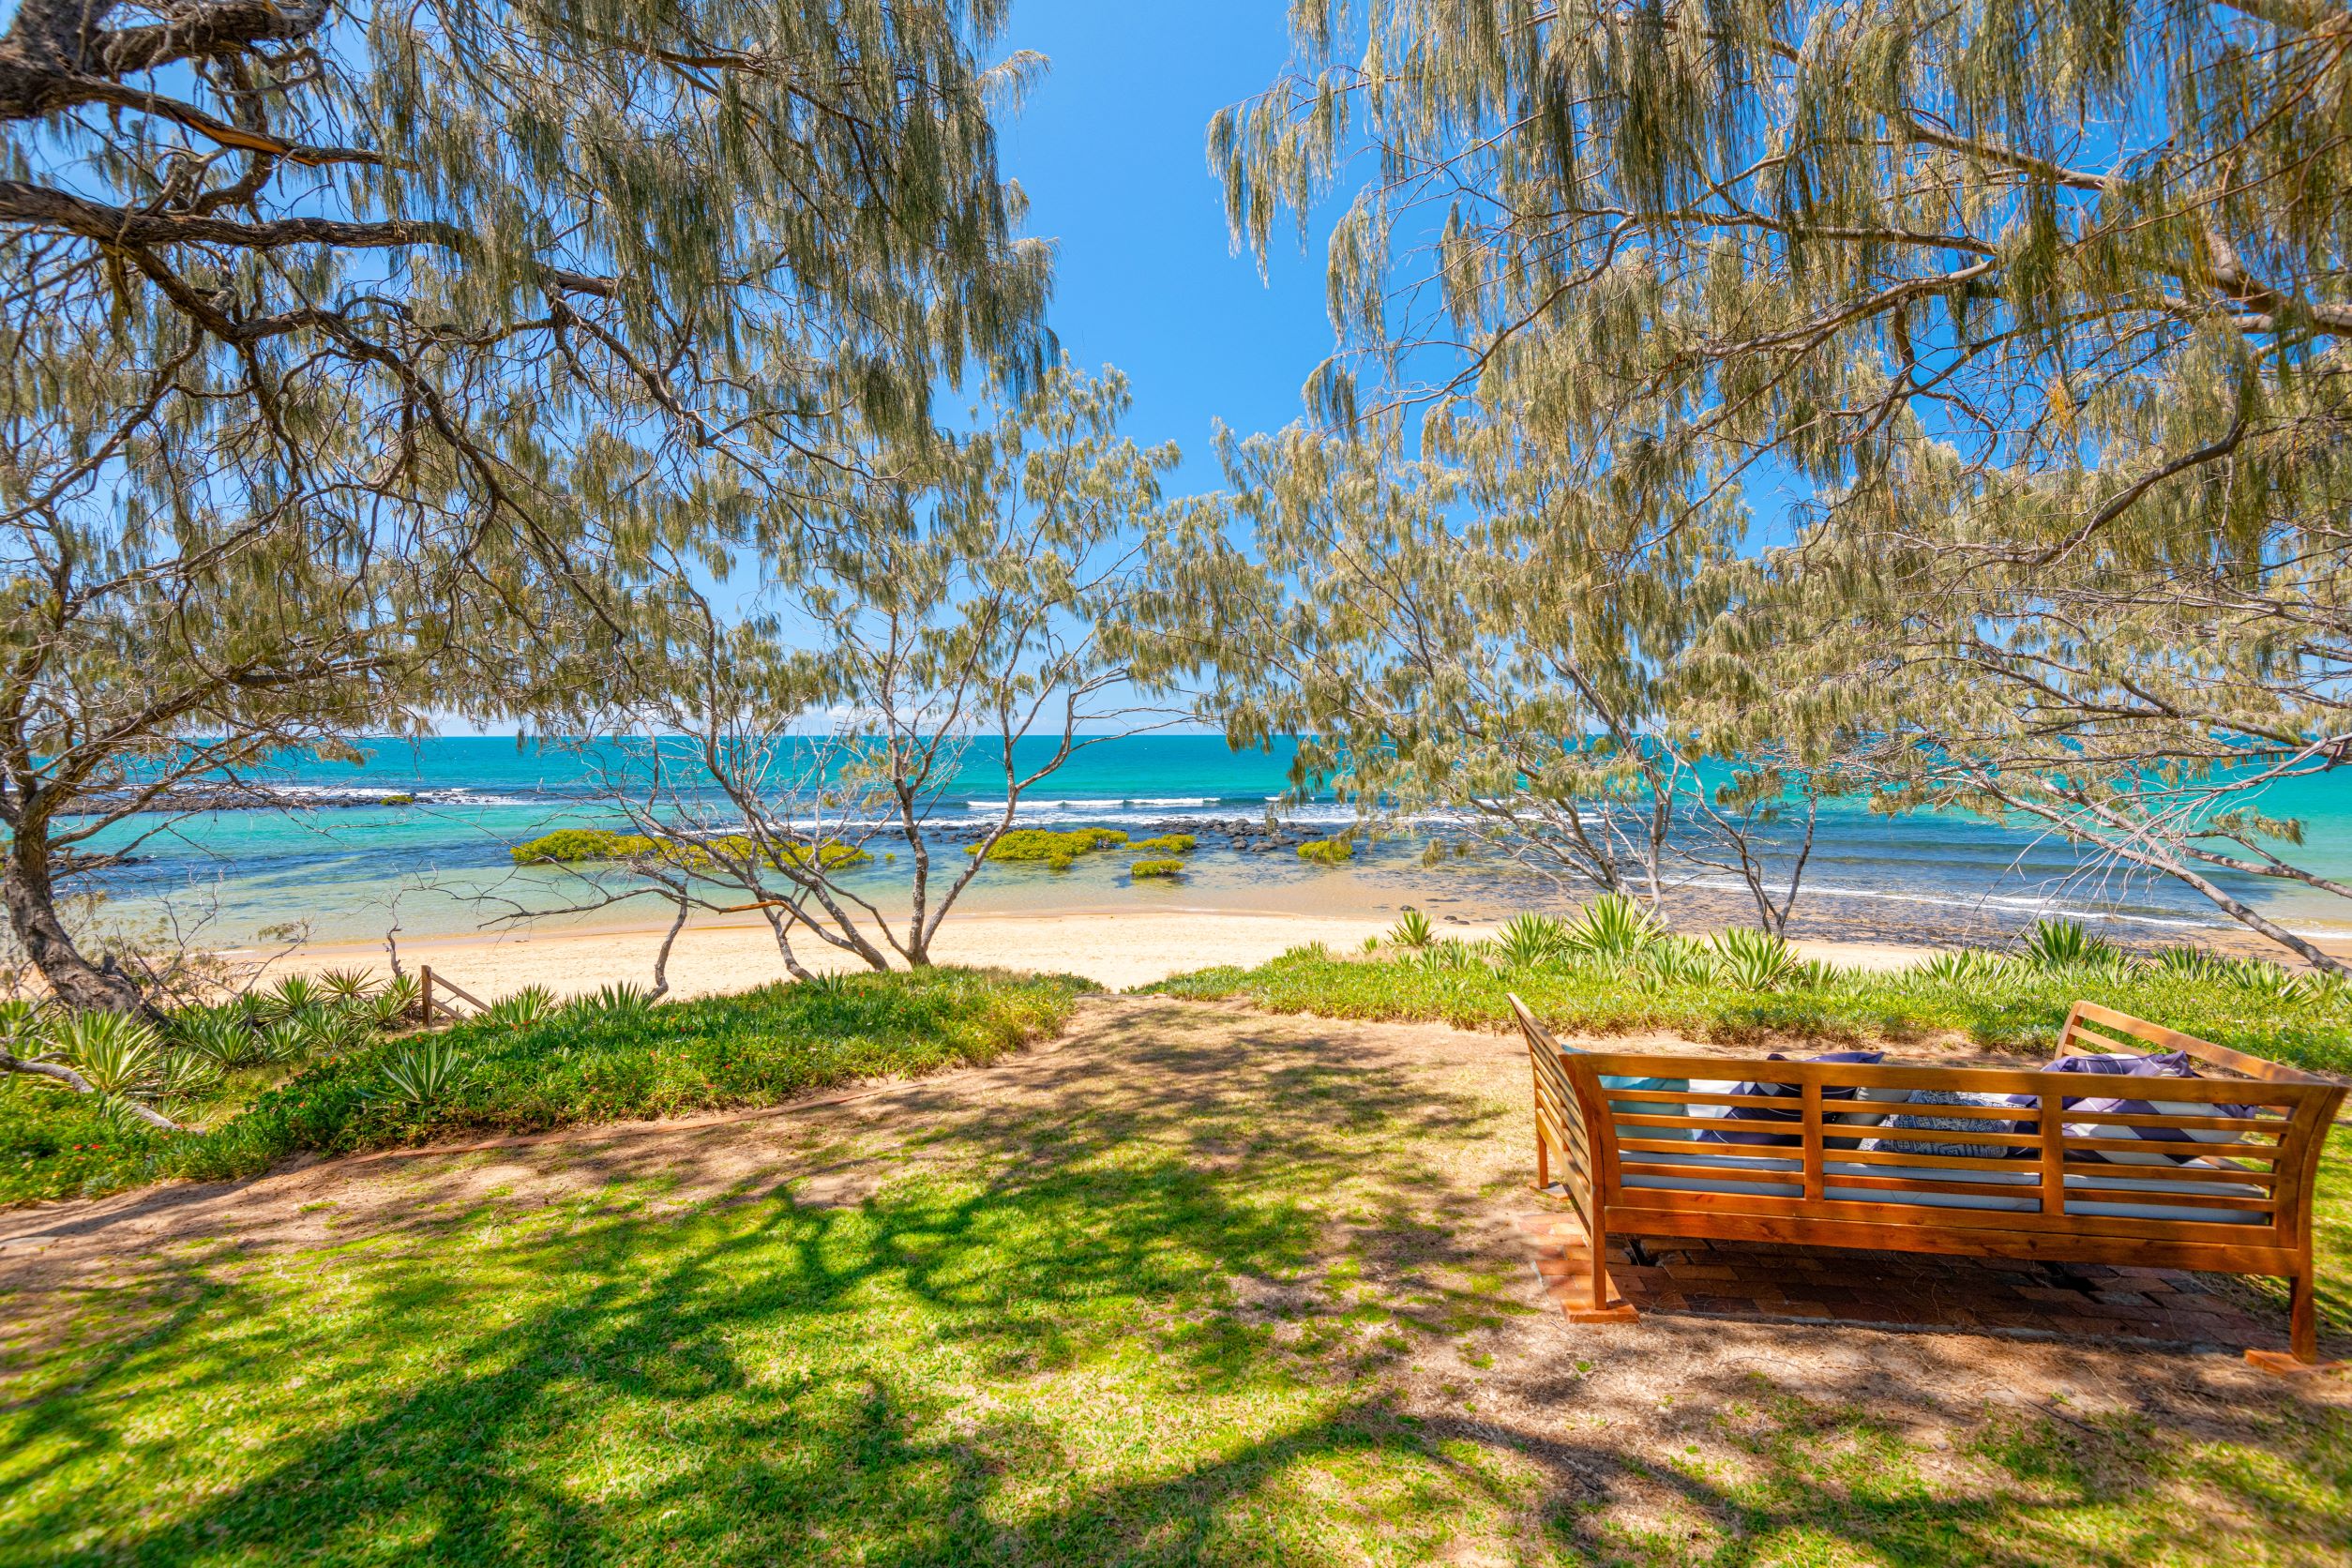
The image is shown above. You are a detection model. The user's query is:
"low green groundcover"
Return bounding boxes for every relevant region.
[2,968,1093,1206]
[1131,858,1185,879]
[1148,943,2352,1075]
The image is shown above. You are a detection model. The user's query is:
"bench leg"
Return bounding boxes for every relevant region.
[2246,1267,2337,1375]
[1587,1218,1610,1314]
[1533,1120,1550,1193]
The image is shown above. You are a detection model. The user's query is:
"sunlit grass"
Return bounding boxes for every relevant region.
[1146,943,2352,1072]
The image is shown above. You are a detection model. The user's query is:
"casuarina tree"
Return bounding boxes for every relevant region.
[0,0,1052,1014]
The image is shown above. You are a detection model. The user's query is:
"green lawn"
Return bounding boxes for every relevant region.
[1146,942,2352,1073]
[2,1001,2347,1565]
[3,967,1093,1206]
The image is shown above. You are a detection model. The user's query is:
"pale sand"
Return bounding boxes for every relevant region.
[252,909,1943,999]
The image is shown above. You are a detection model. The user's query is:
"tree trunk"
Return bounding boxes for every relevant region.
[3,822,145,1013]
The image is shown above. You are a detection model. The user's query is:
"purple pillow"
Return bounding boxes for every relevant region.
[1695,1051,1885,1148]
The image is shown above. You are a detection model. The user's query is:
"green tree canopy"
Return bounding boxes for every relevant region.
[1,0,1051,1009]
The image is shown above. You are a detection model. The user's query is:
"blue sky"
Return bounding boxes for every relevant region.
[988,2,1336,489]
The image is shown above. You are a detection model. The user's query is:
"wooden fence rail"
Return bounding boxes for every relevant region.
[417,965,490,1025]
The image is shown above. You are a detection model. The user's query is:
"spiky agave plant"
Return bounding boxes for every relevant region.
[248,973,320,1023]
[255,1018,313,1064]
[2148,945,2225,981]
[1709,927,1802,991]
[1561,894,1665,964]
[174,1006,268,1070]
[369,1037,474,1107]
[317,968,378,1003]
[575,982,655,1016]
[1388,908,1436,948]
[1636,935,1716,988]
[2220,957,2327,1005]
[1496,913,1569,969]
[365,990,415,1031]
[2019,918,2120,971]
[1910,948,2007,987]
[53,1011,166,1095]
[153,1048,223,1103]
[478,985,557,1030]
[376,974,423,1023]
[0,997,52,1057]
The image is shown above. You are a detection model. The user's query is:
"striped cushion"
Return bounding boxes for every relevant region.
[2045,1052,2254,1166]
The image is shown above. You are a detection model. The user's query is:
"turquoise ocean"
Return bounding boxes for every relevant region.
[57,736,2352,950]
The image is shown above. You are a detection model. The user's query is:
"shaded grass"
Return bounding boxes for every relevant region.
[1145,945,2352,1072]
[1564,1381,2351,1566]
[3,968,1093,1207]
[1,1003,2346,1565]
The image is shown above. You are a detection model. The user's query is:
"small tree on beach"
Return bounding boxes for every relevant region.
[507,365,1209,975]
[1156,417,1853,927]
[1213,0,2352,968]
[0,0,1049,1019]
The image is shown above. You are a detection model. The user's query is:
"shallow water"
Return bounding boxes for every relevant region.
[52,735,2352,950]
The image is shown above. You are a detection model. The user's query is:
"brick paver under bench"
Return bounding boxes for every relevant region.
[1515,1211,2293,1355]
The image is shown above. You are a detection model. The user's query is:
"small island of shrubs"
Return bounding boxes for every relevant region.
[1130,833,1196,854]
[970,826,1129,870]
[1130,858,1185,880]
[1296,837,1355,865]
[510,827,869,871]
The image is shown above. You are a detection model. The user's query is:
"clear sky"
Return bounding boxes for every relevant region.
[988,2,1337,490]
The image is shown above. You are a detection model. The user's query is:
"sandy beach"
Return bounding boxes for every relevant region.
[253,907,1952,1000]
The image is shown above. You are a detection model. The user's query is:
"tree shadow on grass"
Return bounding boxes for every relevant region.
[3,1002,2348,1565]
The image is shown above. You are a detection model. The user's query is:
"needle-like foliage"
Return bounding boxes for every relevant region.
[1214,0,2352,968]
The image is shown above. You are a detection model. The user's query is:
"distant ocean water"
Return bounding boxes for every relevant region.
[53,735,2352,950]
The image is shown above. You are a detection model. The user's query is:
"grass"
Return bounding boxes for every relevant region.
[1145,942,2352,1073]
[1,1003,2344,1565]
[2,968,1093,1207]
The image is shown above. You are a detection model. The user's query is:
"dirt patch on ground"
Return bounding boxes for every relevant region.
[4,996,2344,1559]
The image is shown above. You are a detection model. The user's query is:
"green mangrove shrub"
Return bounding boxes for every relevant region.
[511,827,869,871]
[1130,834,1197,854]
[970,827,1129,870]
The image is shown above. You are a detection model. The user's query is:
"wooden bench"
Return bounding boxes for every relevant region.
[1511,995,2345,1365]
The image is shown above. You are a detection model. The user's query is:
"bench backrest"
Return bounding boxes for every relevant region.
[1509,993,2344,1245]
